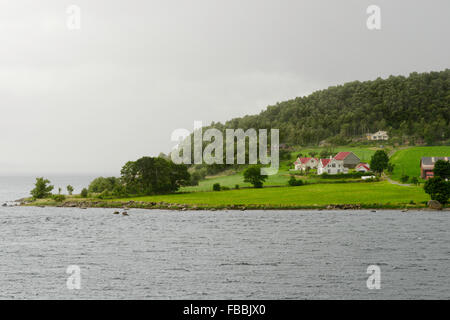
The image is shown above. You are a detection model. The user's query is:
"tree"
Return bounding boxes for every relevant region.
[243,165,268,188]
[424,177,450,204]
[30,177,54,199]
[410,177,419,186]
[67,185,74,195]
[309,151,318,158]
[370,150,389,175]
[120,157,190,195]
[433,160,450,180]
[80,188,88,198]
[88,177,119,193]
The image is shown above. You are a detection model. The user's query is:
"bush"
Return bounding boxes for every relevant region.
[80,188,88,198]
[97,189,111,199]
[213,183,221,191]
[288,176,304,186]
[410,177,419,186]
[235,184,240,189]
[51,194,66,202]
[221,186,230,191]
[88,177,119,193]
[319,171,370,179]
[400,175,409,183]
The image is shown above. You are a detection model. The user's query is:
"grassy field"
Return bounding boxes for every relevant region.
[117,181,428,207]
[182,146,379,192]
[389,146,450,182]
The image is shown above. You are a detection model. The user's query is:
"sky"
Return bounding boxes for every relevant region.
[0,0,449,175]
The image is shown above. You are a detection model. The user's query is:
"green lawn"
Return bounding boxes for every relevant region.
[389,146,450,182]
[183,146,379,192]
[181,169,292,192]
[118,181,428,206]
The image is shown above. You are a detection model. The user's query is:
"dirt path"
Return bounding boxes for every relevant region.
[383,173,412,187]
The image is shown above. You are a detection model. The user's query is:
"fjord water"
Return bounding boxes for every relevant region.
[0,176,449,299]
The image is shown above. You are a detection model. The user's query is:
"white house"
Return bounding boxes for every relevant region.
[366,130,389,141]
[317,157,346,175]
[355,163,371,172]
[294,157,319,171]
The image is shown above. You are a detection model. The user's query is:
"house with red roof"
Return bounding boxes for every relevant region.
[356,163,371,172]
[420,157,449,179]
[334,152,361,169]
[317,157,346,175]
[294,157,319,171]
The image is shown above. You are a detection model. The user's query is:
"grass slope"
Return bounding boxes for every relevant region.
[390,146,450,182]
[117,181,428,206]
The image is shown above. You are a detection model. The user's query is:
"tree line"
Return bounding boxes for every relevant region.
[202,70,450,146]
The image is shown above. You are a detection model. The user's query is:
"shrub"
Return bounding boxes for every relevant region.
[221,186,230,191]
[97,189,111,199]
[213,183,221,191]
[51,194,66,202]
[288,176,304,186]
[235,184,240,189]
[400,175,409,183]
[80,188,88,198]
[410,177,419,186]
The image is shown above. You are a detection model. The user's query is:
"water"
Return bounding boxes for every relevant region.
[0,176,449,299]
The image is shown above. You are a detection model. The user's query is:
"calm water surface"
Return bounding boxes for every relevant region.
[0,176,449,299]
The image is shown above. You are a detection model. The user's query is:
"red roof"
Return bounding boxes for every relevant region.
[334,152,351,160]
[295,157,317,165]
[356,163,370,171]
[320,158,331,167]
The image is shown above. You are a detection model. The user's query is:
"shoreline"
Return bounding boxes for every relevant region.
[18,199,442,211]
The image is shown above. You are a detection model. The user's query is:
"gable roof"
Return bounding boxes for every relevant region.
[334,152,351,160]
[320,158,331,167]
[295,157,318,165]
[356,163,370,170]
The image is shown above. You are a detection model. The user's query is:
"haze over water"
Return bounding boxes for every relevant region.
[0,176,449,299]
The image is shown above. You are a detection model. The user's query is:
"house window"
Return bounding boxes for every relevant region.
[332,163,336,167]
[328,169,330,173]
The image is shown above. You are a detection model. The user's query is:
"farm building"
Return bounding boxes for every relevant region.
[366,130,389,141]
[294,157,319,171]
[356,163,371,172]
[334,152,361,169]
[420,157,449,179]
[317,157,346,175]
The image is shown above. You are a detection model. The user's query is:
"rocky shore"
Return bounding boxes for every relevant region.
[17,198,447,211]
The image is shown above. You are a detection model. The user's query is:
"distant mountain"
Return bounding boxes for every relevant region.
[208,69,450,146]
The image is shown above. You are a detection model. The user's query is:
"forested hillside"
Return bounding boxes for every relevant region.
[208,70,450,146]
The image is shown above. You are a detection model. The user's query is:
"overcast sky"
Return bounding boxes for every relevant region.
[0,0,448,175]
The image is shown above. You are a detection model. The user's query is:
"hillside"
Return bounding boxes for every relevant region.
[208,70,450,146]
[389,146,450,182]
